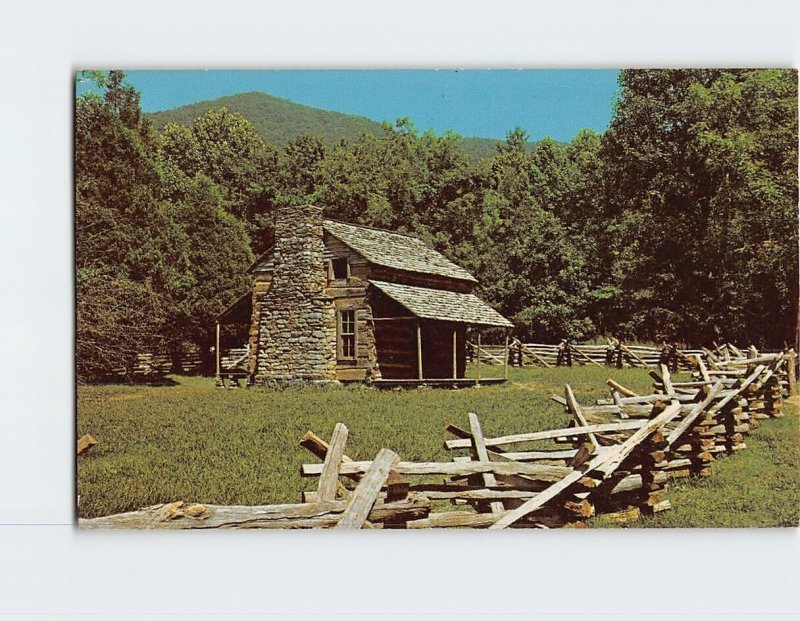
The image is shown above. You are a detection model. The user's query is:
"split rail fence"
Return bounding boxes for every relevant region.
[119,341,784,379]
[80,346,796,529]
[469,339,788,371]
[112,352,203,377]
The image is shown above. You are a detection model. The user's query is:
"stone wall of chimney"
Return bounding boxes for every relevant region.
[254,204,337,383]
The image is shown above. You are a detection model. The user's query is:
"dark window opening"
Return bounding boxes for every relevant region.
[332,258,349,280]
[338,310,357,359]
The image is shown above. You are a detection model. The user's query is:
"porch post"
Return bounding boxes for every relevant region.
[476,329,482,385]
[504,330,510,380]
[215,321,223,388]
[416,320,423,380]
[452,326,458,379]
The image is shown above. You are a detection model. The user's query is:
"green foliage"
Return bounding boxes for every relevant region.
[75,72,254,380]
[162,174,254,353]
[76,70,109,89]
[598,69,798,346]
[75,85,176,380]
[76,272,167,381]
[473,129,600,341]
[159,107,276,221]
[147,91,537,163]
[76,70,798,382]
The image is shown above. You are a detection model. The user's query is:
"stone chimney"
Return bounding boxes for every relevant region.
[254,204,337,383]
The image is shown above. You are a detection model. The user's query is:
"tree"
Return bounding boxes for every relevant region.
[76,272,167,381]
[188,107,275,221]
[75,72,179,380]
[598,69,798,346]
[104,70,143,131]
[162,174,254,364]
[476,128,596,341]
[76,71,255,379]
[280,134,327,199]
[75,68,798,382]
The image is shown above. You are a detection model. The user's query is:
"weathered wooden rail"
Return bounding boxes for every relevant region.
[118,341,794,382]
[110,346,249,380]
[112,351,204,377]
[79,346,793,529]
[470,339,792,373]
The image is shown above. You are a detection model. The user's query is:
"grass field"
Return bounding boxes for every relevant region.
[77,366,800,527]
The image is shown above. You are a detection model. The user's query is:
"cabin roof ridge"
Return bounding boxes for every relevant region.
[323,219,477,283]
[321,217,420,241]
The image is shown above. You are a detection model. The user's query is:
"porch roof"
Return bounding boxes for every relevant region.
[369,280,513,328]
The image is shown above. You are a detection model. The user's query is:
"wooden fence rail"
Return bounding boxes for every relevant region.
[111,347,249,379]
[118,341,793,380]
[80,346,794,529]
[468,339,789,372]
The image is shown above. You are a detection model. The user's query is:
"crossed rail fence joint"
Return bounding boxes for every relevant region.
[79,350,792,529]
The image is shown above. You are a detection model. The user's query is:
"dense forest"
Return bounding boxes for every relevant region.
[75,69,798,381]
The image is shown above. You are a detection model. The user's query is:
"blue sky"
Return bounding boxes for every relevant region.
[76,69,621,142]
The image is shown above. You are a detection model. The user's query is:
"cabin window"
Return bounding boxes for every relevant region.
[331,257,349,280]
[338,310,357,359]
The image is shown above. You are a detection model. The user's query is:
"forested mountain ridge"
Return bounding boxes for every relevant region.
[147,91,532,162]
[76,70,798,381]
[149,92,382,148]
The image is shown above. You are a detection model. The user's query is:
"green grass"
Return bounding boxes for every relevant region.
[77,366,799,527]
[593,400,800,528]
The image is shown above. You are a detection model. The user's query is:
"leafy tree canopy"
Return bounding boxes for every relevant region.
[75,69,798,380]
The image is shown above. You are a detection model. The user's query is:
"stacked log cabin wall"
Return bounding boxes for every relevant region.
[369,261,471,380]
[324,234,380,382]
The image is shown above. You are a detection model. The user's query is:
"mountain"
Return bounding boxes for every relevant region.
[149,92,383,148]
[147,92,523,161]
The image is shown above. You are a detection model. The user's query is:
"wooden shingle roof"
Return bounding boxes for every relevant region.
[369,280,513,328]
[323,220,477,283]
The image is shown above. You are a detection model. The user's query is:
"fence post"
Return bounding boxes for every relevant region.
[215,321,223,388]
[788,348,797,396]
[416,321,424,381]
[476,331,481,384]
[503,331,510,380]
[452,327,458,380]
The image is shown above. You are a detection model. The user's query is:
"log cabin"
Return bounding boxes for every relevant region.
[216,204,513,387]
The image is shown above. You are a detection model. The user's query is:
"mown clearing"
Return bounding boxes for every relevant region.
[77,367,799,527]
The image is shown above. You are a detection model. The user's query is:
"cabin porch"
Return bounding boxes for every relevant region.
[368,280,513,386]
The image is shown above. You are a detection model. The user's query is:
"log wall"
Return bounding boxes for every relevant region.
[371,292,419,379]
